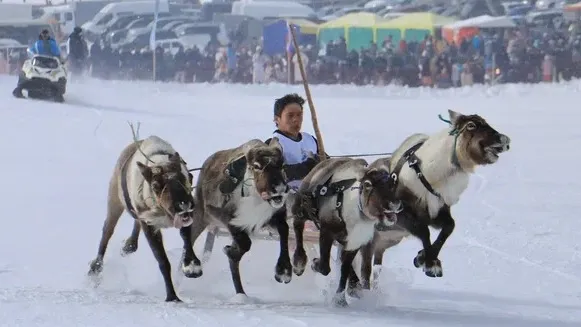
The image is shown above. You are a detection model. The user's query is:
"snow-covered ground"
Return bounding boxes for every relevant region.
[0,76,580,327]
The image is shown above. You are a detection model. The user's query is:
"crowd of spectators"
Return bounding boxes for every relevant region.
[3,23,581,87]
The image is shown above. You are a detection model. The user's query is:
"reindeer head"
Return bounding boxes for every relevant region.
[358,167,402,231]
[246,138,289,209]
[136,152,194,229]
[448,109,511,168]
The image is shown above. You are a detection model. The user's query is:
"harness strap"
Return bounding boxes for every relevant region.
[119,149,172,219]
[305,176,357,228]
[392,142,442,199]
[311,176,357,198]
[219,155,247,196]
[120,155,139,219]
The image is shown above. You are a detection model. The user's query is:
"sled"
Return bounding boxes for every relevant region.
[202,219,321,260]
[201,219,347,274]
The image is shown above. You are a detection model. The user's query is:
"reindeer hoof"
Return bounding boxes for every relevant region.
[165,295,182,302]
[121,241,138,256]
[311,258,331,276]
[182,261,203,278]
[274,270,292,284]
[413,250,425,268]
[275,260,292,284]
[88,258,103,275]
[292,249,307,276]
[347,284,363,299]
[293,266,305,276]
[332,293,349,307]
[424,259,443,278]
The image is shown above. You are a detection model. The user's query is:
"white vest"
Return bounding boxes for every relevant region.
[273,131,318,189]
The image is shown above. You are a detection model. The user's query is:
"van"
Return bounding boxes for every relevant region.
[231,0,315,20]
[82,0,170,37]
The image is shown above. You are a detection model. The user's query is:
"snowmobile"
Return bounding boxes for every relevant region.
[12,54,68,103]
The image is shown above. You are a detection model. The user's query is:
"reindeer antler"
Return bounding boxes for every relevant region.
[128,121,155,164]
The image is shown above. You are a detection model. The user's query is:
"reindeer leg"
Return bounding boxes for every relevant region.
[179,224,203,278]
[223,226,252,295]
[311,222,333,276]
[332,249,358,307]
[396,214,435,277]
[89,190,124,276]
[347,260,363,298]
[121,220,141,256]
[369,238,403,289]
[140,221,181,302]
[269,210,292,284]
[292,217,308,276]
[359,241,374,290]
[422,210,455,278]
[190,215,210,263]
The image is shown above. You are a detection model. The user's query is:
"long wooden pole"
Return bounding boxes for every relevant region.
[288,24,326,160]
[152,50,156,81]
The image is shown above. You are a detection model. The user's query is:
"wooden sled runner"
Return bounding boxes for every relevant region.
[202,220,323,263]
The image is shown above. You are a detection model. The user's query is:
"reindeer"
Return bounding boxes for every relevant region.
[88,135,202,302]
[290,157,402,307]
[189,138,292,298]
[358,110,511,288]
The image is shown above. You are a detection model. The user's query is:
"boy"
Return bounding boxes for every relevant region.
[204,94,324,257]
[265,93,326,191]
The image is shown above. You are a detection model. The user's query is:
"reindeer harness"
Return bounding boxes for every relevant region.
[219,156,250,203]
[390,115,465,201]
[120,149,189,220]
[298,170,394,229]
[391,142,442,199]
[305,176,359,228]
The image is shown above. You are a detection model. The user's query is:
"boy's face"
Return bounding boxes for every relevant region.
[275,103,303,137]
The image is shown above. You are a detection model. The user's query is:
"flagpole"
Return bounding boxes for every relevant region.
[150,0,160,81]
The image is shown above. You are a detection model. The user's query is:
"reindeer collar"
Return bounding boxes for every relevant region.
[438,114,463,169]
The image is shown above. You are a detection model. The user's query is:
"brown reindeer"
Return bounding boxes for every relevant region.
[189,138,292,299]
[88,135,201,302]
[290,157,402,307]
[359,109,511,289]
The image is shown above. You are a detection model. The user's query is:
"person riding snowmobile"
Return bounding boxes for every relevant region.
[28,29,61,59]
[13,29,64,99]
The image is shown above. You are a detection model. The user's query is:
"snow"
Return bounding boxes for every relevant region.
[1,75,580,326]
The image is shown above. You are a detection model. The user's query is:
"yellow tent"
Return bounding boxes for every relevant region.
[374,12,457,44]
[318,12,386,51]
[286,18,319,35]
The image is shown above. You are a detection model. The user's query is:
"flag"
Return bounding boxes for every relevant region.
[149,0,160,51]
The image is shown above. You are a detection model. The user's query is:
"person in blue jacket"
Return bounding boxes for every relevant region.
[13,29,63,98]
[28,29,61,59]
